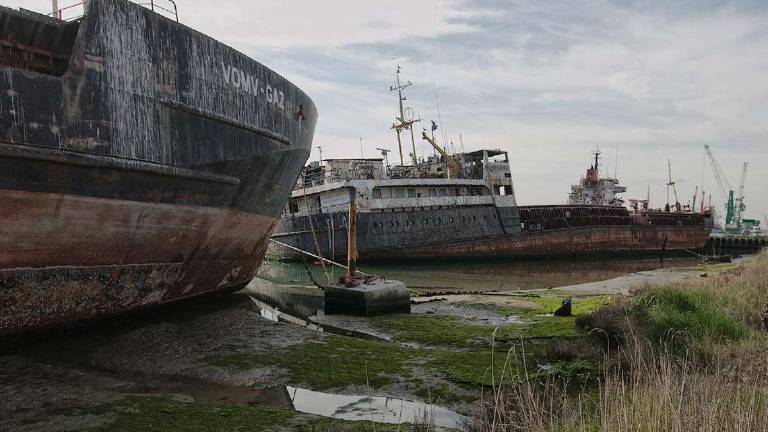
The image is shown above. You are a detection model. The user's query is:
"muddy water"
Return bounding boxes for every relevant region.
[288,386,466,428]
[258,257,702,292]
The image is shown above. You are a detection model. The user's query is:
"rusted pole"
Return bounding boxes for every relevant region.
[347,191,357,277]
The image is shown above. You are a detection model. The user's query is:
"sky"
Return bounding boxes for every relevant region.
[9,0,768,224]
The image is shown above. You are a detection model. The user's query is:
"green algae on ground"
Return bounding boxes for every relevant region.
[201,333,511,390]
[200,295,609,396]
[86,395,410,432]
[91,396,295,432]
[372,314,582,349]
[201,328,596,394]
[496,294,616,317]
[204,335,417,389]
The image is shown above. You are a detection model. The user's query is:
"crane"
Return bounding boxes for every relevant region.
[704,145,736,226]
[421,130,459,179]
[735,162,748,228]
[666,159,680,212]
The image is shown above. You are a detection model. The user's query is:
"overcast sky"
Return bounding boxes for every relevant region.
[10,0,768,223]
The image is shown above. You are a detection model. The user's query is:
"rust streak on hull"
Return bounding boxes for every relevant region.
[0,189,277,335]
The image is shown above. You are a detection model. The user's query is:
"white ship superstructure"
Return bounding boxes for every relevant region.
[568,151,627,206]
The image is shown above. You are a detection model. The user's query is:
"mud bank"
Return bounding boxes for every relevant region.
[0,257,742,431]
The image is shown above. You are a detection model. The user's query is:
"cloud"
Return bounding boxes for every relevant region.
[7,0,767,221]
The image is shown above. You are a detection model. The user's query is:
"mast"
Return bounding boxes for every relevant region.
[390,66,420,175]
[593,149,601,175]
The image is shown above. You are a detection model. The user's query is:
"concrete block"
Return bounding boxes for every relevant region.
[325,279,411,316]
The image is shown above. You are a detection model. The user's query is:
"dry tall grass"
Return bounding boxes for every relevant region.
[465,252,768,432]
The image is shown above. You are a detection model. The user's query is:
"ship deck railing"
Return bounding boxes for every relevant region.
[50,0,178,22]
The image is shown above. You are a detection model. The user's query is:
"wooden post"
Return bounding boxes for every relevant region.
[347,191,357,277]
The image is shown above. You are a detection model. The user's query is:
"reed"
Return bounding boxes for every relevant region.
[465,252,768,432]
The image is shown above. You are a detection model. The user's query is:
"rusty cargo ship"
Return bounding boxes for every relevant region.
[269,152,713,262]
[0,0,317,335]
[269,69,711,262]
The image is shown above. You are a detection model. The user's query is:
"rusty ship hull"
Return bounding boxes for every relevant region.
[0,0,317,335]
[271,205,713,262]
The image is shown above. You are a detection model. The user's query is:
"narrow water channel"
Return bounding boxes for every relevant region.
[258,256,702,292]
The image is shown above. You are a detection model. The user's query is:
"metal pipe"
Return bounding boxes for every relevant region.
[269,239,369,276]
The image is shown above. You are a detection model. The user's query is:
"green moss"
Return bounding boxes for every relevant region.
[497,295,616,317]
[85,395,416,432]
[373,314,581,350]
[203,336,417,390]
[202,306,602,395]
[296,417,407,431]
[93,396,296,432]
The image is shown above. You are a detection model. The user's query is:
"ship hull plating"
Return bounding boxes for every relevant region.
[0,0,317,335]
[270,206,712,262]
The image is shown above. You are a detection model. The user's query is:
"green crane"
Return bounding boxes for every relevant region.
[704,145,735,226]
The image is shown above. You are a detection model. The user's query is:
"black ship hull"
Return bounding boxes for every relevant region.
[270,205,713,262]
[0,0,317,335]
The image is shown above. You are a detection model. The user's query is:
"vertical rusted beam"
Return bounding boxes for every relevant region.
[347,190,357,277]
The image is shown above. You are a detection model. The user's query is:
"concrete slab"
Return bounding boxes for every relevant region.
[325,279,411,316]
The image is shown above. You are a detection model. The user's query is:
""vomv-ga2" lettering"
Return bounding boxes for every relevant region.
[221,62,285,109]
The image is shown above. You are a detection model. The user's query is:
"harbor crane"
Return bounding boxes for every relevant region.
[704,145,736,226]
[735,162,749,227]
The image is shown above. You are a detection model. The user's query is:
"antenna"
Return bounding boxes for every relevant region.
[376,148,391,168]
[359,137,364,159]
[433,82,449,148]
[317,145,323,165]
